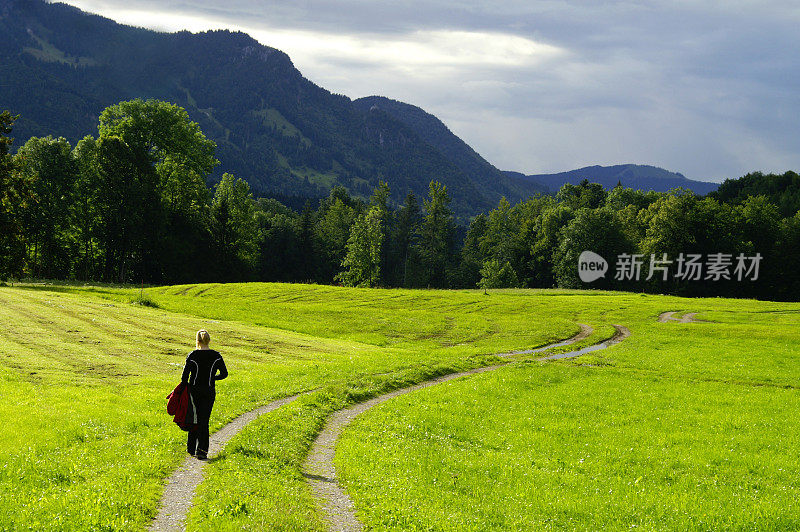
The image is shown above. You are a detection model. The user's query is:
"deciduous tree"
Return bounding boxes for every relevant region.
[458,213,488,288]
[315,189,359,282]
[14,136,78,278]
[391,192,422,287]
[553,208,632,288]
[98,99,218,282]
[211,173,256,280]
[337,206,384,287]
[478,259,519,290]
[76,135,149,282]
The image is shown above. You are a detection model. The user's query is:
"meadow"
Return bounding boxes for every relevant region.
[338,298,800,530]
[0,283,573,530]
[0,283,797,530]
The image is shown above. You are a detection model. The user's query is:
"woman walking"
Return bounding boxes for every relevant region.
[181,329,228,460]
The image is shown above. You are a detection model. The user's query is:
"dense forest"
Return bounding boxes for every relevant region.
[1,100,799,300]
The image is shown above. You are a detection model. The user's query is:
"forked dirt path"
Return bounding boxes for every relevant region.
[149,394,300,531]
[149,323,631,531]
[658,311,704,323]
[303,324,631,532]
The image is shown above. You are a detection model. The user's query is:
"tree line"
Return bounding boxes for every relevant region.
[0,99,459,288]
[1,99,798,300]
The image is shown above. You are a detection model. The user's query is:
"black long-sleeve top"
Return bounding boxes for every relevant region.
[181,349,228,388]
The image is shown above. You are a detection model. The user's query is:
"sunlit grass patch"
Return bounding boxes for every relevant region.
[0,286,409,529]
[129,293,160,308]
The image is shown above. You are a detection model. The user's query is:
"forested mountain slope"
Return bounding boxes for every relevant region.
[0,0,541,216]
[353,96,548,197]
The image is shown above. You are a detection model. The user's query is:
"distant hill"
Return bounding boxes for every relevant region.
[506,164,719,195]
[0,0,541,217]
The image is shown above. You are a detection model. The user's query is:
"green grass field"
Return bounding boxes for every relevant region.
[337,298,800,530]
[1,283,798,530]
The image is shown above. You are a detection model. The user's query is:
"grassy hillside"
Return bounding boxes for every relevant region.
[1,283,797,529]
[0,286,381,529]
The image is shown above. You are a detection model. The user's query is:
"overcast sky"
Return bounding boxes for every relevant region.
[60,0,800,181]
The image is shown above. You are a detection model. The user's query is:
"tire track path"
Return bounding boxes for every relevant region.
[303,324,631,532]
[658,311,704,323]
[148,323,628,531]
[149,394,300,531]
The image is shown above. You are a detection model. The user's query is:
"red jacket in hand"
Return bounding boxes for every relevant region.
[166,382,197,431]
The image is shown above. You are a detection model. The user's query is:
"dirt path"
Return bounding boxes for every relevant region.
[303,324,631,532]
[148,394,300,531]
[496,323,594,356]
[658,311,704,323]
[148,323,627,531]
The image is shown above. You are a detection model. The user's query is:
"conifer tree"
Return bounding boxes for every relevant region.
[419,181,455,287]
[0,112,26,280]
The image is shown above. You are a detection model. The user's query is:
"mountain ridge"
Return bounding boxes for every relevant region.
[0,0,719,216]
[352,96,547,197]
[0,0,543,217]
[506,164,719,195]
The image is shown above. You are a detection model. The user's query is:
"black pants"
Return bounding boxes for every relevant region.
[187,386,215,456]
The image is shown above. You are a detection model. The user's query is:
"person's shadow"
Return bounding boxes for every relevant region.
[301,472,336,484]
